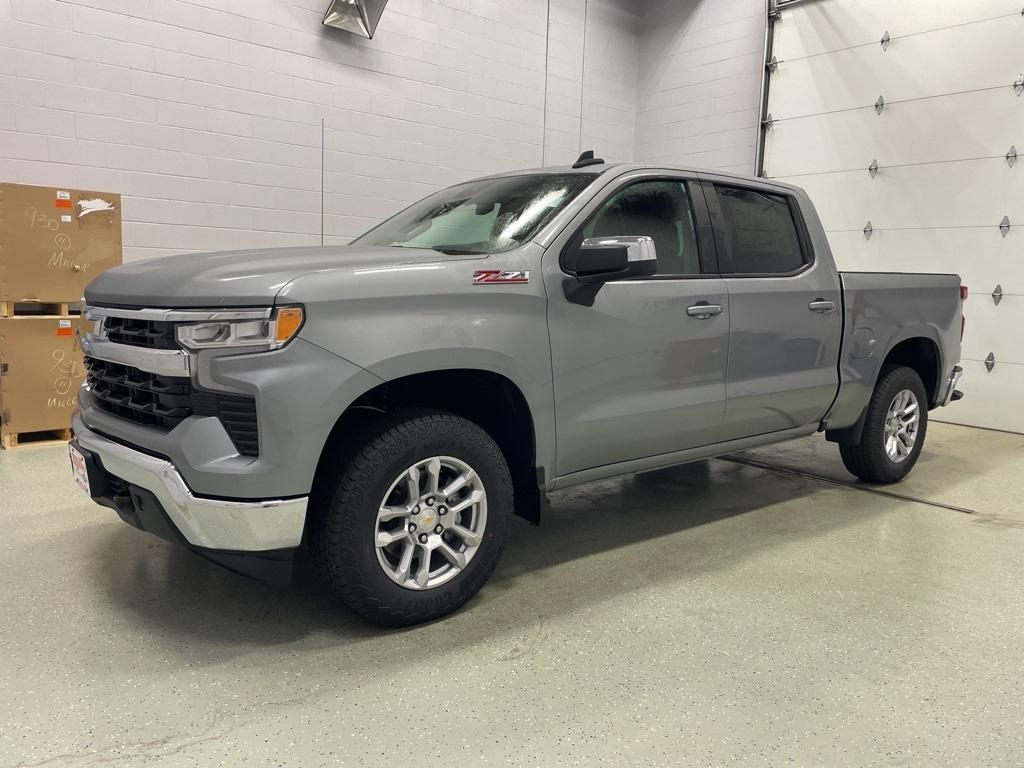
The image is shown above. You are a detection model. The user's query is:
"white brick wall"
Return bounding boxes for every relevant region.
[0,0,641,259]
[0,0,764,259]
[544,0,639,165]
[635,0,765,175]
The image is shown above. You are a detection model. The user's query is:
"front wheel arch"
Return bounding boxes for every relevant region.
[311,369,544,529]
[309,408,514,625]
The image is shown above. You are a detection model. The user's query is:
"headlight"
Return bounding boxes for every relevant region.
[177,306,304,351]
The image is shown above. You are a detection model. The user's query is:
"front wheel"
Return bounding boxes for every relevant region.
[311,409,513,626]
[839,365,928,484]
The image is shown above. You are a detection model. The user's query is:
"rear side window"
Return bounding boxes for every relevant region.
[714,185,806,275]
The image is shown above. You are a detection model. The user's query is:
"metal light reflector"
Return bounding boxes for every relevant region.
[322,0,388,39]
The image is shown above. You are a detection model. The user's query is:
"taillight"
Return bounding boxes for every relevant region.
[960,284,967,340]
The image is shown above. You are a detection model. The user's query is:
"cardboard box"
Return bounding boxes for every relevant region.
[0,316,87,442]
[0,182,123,303]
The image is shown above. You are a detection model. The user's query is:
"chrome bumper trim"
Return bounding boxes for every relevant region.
[941,364,963,406]
[81,335,191,377]
[73,415,307,551]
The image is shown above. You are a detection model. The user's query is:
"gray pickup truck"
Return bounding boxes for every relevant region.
[69,155,965,625]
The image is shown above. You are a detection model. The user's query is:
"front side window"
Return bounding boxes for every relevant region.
[714,186,806,274]
[353,173,597,255]
[579,180,701,276]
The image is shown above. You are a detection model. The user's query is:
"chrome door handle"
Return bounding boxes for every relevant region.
[808,299,836,314]
[686,303,723,319]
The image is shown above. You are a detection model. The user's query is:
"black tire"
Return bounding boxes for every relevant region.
[310,409,513,626]
[839,365,928,484]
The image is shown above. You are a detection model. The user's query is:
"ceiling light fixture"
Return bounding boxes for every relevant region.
[322,0,389,39]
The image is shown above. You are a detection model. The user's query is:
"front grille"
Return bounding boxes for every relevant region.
[85,357,259,456]
[102,317,179,350]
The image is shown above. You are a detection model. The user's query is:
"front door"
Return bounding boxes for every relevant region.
[544,173,730,478]
[704,180,843,440]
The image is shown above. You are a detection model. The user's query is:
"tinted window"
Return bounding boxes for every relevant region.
[353,173,596,255]
[715,186,805,274]
[580,180,701,275]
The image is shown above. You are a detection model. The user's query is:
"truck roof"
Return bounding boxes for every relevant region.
[480,161,791,189]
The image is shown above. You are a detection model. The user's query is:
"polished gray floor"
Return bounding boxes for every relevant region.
[2,422,1022,767]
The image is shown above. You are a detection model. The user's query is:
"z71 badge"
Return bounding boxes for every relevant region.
[473,270,530,285]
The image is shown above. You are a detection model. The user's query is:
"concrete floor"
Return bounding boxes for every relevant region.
[1,422,1023,767]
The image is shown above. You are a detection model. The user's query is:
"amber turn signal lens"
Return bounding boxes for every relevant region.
[274,306,304,344]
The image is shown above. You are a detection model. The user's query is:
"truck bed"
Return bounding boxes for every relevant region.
[825,271,963,433]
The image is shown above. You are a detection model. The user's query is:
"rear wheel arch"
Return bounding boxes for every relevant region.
[880,335,941,407]
[838,364,929,484]
[827,334,941,445]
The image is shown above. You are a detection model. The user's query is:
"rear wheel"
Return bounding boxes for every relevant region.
[311,409,512,626]
[839,365,928,484]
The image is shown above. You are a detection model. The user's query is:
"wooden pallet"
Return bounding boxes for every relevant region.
[0,301,81,318]
[1,428,72,449]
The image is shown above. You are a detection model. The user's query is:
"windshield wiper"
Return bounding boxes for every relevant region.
[385,244,484,255]
[384,244,485,255]
[430,246,485,255]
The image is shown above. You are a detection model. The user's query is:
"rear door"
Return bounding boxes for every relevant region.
[544,171,729,477]
[704,180,843,440]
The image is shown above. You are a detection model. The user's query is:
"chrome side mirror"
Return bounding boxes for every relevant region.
[570,236,658,283]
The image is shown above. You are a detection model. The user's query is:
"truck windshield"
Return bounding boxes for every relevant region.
[352,173,597,255]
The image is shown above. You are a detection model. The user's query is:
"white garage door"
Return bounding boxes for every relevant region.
[762,0,1024,433]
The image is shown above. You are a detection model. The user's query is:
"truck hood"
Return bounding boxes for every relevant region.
[84,245,471,307]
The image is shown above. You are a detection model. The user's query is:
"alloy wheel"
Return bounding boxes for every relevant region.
[883,389,920,463]
[374,456,487,590]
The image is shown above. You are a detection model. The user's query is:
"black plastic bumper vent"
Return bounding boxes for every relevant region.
[85,357,259,456]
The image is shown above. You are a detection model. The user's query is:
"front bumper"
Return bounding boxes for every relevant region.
[74,415,307,581]
[77,332,382,500]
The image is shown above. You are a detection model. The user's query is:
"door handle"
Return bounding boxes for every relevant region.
[808,299,836,314]
[686,303,723,319]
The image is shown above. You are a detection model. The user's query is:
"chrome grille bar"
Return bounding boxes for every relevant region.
[81,335,191,377]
